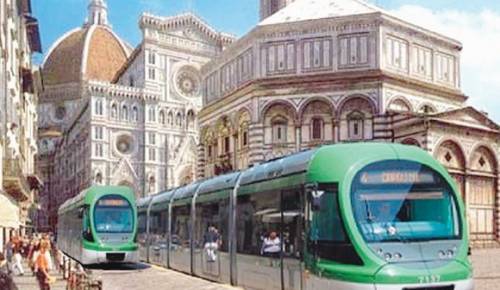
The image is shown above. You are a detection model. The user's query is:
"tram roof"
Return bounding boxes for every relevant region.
[173,181,203,201]
[239,149,317,186]
[137,195,153,209]
[138,143,443,210]
[58,185,134,214]
[197,172,241,196]
[151,189,177,205]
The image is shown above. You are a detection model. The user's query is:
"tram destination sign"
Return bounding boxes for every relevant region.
[360,170,436,185]
[98,198,128,207]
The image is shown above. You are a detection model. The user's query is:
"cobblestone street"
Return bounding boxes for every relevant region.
[8,248,498,289]
[471,248,500,290]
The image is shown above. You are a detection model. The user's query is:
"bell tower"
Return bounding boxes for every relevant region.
[260,0,295,21]
[87,0,108,26]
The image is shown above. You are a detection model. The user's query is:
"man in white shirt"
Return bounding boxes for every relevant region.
[261,231,281,258]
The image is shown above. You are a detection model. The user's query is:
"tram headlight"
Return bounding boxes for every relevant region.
[384,253,392,261]
[438,250,446,259]
[393,252,402,260]
[446,249,455,258]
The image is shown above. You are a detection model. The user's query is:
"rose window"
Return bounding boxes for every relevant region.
[175,67,200,98]
[116,134,134,155]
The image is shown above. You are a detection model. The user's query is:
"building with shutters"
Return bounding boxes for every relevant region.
[0,0,43,250]
[197,0,500,247]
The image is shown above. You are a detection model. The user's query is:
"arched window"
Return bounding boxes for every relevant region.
[148,107,156,122]
[121,105,128,120]
[111,103,117,119]
[95,99,103,115]
[187,110,195,129]
[176,112,182,127]
[132,106,138,122]
[95,172,103,184]
[272,116,288,144]
[311,117,323,140]
[347,111,364,140]
[420,105,436,114]
[240,122,249,149]
[159,110,166,125]
[167,112,174,125]
[148,175,156,193]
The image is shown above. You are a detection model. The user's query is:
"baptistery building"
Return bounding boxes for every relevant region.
[197,0,500,247]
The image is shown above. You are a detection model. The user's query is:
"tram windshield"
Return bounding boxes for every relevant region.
[351,160,461,243]
[94,195,134,234]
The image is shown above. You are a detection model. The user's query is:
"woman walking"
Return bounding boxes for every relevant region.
[35,241,52,290]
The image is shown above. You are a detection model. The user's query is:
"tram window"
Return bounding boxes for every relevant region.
[195,199,229,253]
[82,208,93,242]
[237,192,277,255]
[309,184,363,265]
[236,187,303,259]
[149,209,168,245]
[138,212,146,232]
[172,205,191,247]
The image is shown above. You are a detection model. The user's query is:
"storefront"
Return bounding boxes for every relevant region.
[0,193,20,252]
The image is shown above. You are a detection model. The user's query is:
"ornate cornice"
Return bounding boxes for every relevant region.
[86,80,160,101]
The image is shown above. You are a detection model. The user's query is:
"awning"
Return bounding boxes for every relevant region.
[0,193,20,228]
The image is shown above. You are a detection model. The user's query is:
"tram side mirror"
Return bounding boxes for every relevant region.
[78,207,84,219]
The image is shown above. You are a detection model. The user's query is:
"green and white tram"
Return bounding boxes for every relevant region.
[57,186,138,265]
[138,143,473,290]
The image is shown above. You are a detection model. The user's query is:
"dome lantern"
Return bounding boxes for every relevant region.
[87,0,108,26]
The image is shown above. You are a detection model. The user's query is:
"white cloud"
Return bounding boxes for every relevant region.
[389,5,500,123]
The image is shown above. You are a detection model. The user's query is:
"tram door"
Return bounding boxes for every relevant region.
[280,188,304,290]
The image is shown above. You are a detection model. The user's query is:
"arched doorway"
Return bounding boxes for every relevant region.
[435,140,466,201]
[468,146,498,242]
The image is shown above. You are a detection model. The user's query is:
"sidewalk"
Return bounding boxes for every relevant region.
[11,261,66,290]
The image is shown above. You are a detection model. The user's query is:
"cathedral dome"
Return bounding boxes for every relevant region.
[42,25,130,86]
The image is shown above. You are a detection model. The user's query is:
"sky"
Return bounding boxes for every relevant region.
[32,0,500,122]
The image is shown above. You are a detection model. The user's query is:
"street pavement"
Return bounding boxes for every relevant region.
[11,262,65,290]
[471,248,500,290]
[11,248,500,289]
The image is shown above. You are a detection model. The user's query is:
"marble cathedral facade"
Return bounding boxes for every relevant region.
[197,0,500,247]
[37,0,233,230]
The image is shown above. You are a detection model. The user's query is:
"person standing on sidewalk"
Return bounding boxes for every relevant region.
[5,239,14,275]
[10,236,24,276]
[35,241,52,290]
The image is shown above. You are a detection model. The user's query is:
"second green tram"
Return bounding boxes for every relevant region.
[137,143,473,290]
[57,186,138,265]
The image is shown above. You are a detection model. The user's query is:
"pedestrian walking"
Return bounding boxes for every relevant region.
[5,239,13,275]
[10,236,24,276]
[42,234,54,271]
[35,241,53,290]
[29,239,41,276]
